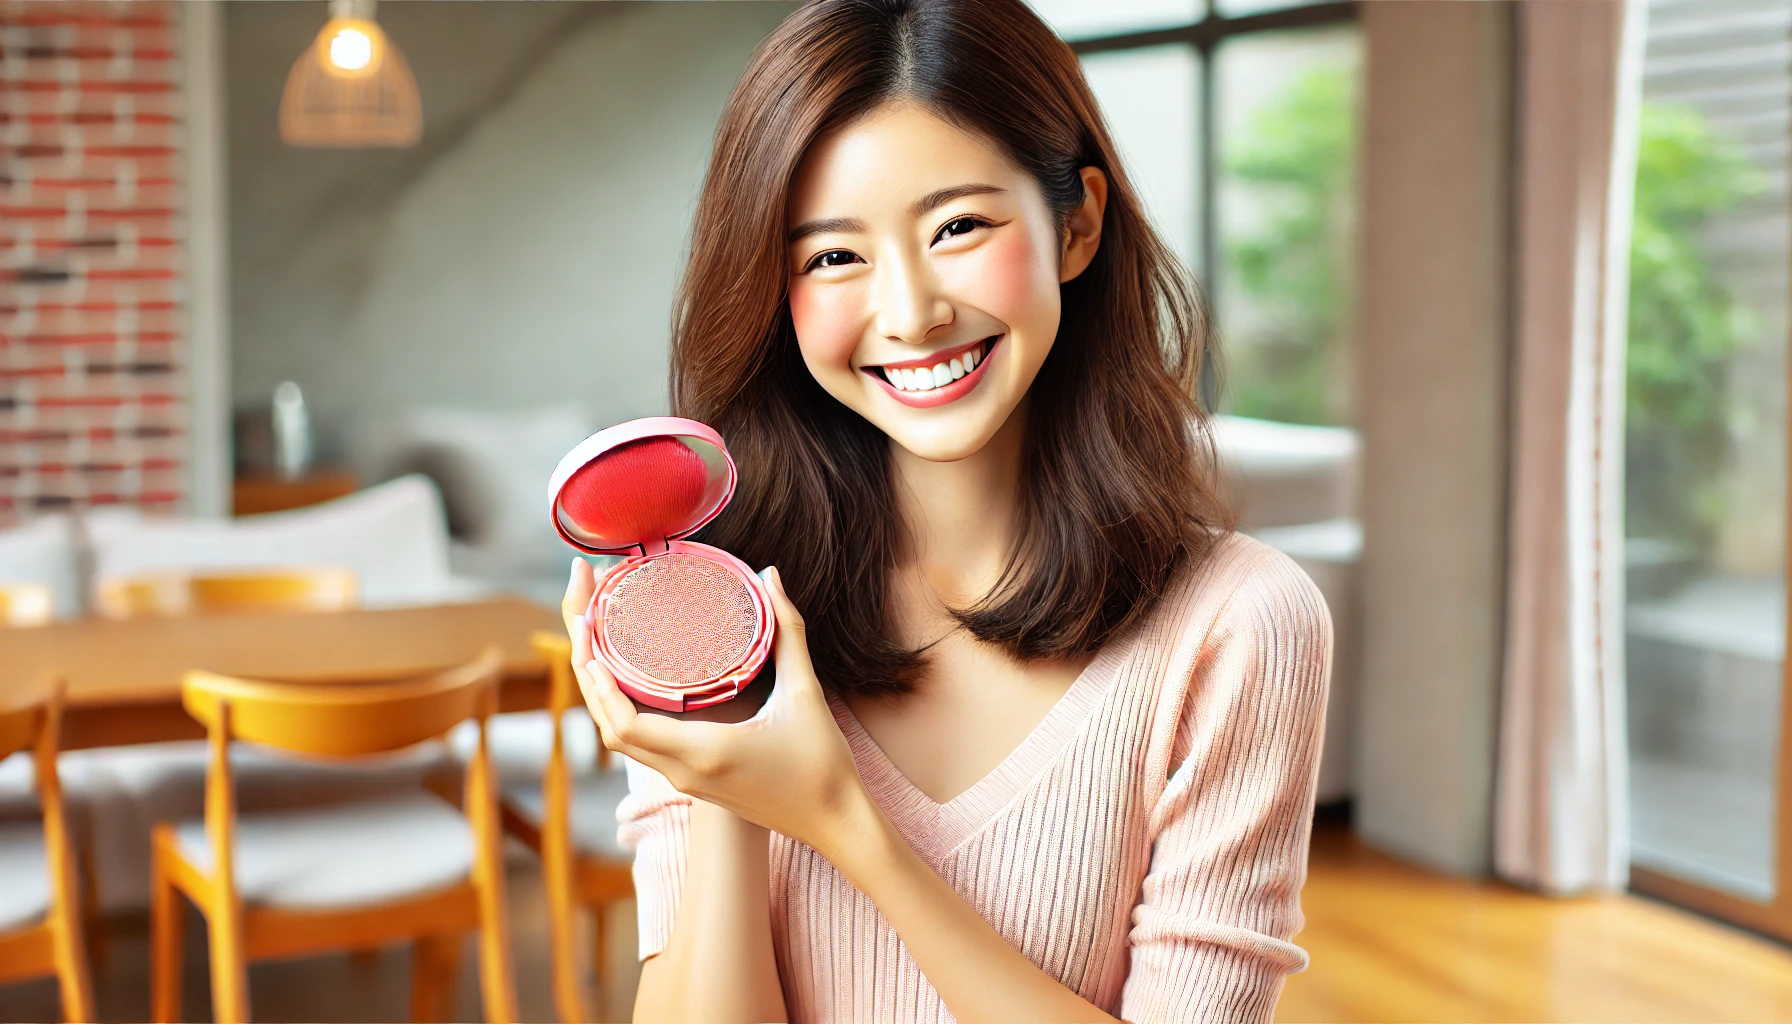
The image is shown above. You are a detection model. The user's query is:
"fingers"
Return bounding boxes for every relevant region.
[568,615,620,748]
[561,557,595,636]
[761,566,804,630]
[572,634,707,787]
[759,566,822,702]
[577,652,698,762]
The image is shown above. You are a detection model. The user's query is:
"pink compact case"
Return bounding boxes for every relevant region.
[548,417,774,712]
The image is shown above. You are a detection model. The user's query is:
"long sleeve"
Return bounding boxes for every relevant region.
[1120,548,1333,1023]
[617,757,691,959]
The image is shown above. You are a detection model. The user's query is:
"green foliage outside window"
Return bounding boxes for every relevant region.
[1222,65,1356,426]
[1625,103,1761,556]
[1222,72,1760,559]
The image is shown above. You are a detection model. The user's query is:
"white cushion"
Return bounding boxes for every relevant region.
[0,514,81,619]
[0,752,37,819]
[87,475,454,608]
[501,768,631,859]
[0,821,50,931]
[173,792,473,911]
[78,741,448,913]
[1251,517,1363,566]
[1214,415,1360,530]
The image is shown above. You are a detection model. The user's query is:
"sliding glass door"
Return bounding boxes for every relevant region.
[1625,0,1792,939]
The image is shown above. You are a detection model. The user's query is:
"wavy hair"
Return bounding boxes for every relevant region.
[671,0,1233,698]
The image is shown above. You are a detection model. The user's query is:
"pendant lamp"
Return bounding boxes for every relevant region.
[279,0,422,148]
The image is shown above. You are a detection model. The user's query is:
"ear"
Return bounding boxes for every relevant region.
[1059,166,1108,284]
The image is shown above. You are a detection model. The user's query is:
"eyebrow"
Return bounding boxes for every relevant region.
[786,183,1008,244]
[787,216,866,244]
[910,183,1005,216]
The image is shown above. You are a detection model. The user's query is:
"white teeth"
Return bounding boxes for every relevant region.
[883,341,991,392]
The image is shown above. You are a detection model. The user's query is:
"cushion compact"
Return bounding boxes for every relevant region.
[548,417,774,712]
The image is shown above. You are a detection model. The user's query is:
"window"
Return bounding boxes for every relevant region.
[1038,1,1361,427]
[1079,45,1202,274]
[1625,0,1791,907]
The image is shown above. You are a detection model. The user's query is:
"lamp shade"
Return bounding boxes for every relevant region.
[279,0,421,148]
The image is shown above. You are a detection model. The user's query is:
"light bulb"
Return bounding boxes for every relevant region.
[328,27,373,71]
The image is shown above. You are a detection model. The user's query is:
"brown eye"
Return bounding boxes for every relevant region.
[933,216,984,244]
[806,249,861,272]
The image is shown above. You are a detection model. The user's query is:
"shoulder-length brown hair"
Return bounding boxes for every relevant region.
[672,0,1233,699]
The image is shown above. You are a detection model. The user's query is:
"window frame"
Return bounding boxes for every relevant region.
[1069,1,1360,315]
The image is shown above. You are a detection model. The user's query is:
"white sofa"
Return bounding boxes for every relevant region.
[87,474,464,608]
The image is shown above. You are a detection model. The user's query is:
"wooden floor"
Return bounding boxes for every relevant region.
[5,823,1792,1022]
[1279,824,1792,1022]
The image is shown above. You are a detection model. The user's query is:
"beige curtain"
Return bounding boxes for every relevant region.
[1496,0,1647,895]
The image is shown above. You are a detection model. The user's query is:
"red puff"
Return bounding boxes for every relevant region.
[559,436,709,545]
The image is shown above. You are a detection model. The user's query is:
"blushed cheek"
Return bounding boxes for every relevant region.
[788,281,864,371]
[952,228,1059,330]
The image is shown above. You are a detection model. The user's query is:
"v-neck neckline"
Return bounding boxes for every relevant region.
[828,634,1135,865]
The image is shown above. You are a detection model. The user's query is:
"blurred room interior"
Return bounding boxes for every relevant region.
[2,0,1792,1020]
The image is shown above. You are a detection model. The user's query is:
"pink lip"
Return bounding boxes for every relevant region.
[863,335,1000,409]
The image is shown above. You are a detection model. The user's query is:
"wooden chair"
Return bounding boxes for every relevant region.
[0,581,54,627]
[95,566,358,619]
[0,681,95,1023]
[494,632,634,1023]
[83,566,360,971]
[149,650,517,1024]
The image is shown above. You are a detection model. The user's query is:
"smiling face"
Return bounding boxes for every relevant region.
[786,101,1102,462]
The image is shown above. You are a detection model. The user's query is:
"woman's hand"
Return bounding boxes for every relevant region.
[561,559,1119,1023]
[560,558,873,855]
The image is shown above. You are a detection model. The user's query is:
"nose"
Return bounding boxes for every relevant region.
[872,247,953,346]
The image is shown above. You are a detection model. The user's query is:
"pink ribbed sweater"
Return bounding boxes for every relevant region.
[618,532,1332,1023]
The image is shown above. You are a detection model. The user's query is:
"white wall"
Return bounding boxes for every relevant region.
[228,2,792,459]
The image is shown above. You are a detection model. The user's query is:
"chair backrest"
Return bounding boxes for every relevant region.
[181,647,503,758]
[0,581,54,628]
[95,566,358,619]
[0,682,55,762]
[529,630,607,770]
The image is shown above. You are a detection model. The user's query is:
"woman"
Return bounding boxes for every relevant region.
[561,0,1331,1020]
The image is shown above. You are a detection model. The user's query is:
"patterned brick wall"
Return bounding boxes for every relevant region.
[1,0,187,525]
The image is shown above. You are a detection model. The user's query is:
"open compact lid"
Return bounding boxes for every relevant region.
[548,416,737,556]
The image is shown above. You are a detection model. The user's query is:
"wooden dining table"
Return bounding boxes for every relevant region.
[1,597,568,750]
